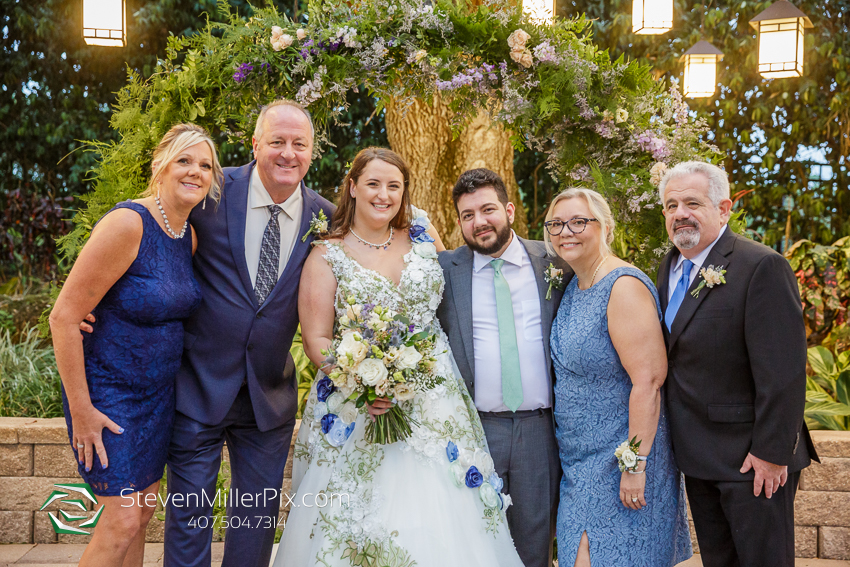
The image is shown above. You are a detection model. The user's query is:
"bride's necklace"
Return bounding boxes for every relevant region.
[350,226,394,250]
[154,196,187,239]
[578,255,608,289]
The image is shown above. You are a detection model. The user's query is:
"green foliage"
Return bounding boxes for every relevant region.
[59,0,718,274]
[786,236,850,349]
[0,327,62,418]
[562,0,849,248]
[291,326,318,418]
[805,345,850,431]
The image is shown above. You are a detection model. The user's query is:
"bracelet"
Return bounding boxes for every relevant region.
[636,455,647,462]
[627,469,645,475]
[615,436,644,473]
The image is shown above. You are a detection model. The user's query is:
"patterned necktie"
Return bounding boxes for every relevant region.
[255,205,283,306]
[491,259,524,412]
[664,258,694,332]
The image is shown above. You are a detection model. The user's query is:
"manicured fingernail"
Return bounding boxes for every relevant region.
[118,427,125,433]
[85,466,91,472]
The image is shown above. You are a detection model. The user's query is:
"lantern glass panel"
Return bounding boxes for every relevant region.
[757,18,805,78]
[633,0,673,34]
[83,0,125,47]
[523,0,555,24]
[683,55,718,98]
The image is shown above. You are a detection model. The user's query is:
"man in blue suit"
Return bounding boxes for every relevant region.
[163,100,335,567]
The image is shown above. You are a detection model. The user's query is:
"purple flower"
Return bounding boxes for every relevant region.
[321,413,337,434]
[300,49,309,59]
[232,63,254,83]
[465,466,484,488]
[260,62,271,73]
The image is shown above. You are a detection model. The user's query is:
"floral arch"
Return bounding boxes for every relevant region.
[62,0,720,272]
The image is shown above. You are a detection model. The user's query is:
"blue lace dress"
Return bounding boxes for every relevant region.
[551,266,691,566]
[61,201,202,496]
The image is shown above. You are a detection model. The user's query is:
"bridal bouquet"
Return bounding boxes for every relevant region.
[321,297,444,444]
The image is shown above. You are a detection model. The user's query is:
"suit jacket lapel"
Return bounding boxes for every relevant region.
[519,237,556,364]
[668,228,736,351]
[449,248,476,379]
[225,162,257,309]
[657,250,674,312]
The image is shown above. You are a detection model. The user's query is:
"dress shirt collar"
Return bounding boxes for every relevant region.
[473,231,524,273]
[249,167,302,220]
[673,223,728,275]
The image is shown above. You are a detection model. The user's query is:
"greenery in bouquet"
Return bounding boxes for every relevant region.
[320,296,445,444]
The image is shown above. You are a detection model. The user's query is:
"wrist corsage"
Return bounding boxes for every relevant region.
[615,436,646,473]
[301,209,329,242]
[543,263,565,300]
[691,264,727,298]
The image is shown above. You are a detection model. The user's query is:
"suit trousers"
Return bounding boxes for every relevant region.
[685,472,800,567]
[479,408,560,567]
[164,385,295,567]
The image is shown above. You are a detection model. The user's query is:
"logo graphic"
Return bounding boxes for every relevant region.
[40,483,103,535]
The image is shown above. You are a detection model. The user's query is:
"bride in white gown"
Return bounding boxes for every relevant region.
[274,148,524,567]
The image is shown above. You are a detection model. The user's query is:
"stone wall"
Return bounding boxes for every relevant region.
[0,418,847,559]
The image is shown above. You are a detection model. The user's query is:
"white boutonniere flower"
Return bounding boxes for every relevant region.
[301,209,329,242]
[691,264,727,298]
[544,263,565,300]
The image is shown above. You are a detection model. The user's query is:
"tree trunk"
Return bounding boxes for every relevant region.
[385,94,528,250]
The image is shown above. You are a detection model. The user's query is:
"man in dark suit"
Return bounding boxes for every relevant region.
[657,161,816,567]
[437,169,571,567]
[163,100,335,567]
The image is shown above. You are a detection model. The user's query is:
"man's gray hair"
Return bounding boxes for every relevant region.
[253,99,315,141]
[658,161,730,207]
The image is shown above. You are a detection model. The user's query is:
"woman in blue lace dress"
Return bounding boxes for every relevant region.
[545,188,691,566]
[50,124,222,567]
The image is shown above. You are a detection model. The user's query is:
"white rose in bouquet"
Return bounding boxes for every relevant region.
[395,345,423,370]
[337,331,369,365]
[368,312,388,332]
[479,482,500,509]
[339,401,358,424]
[345,304,362,321]
[339,373,358,397]
[473,448,495,477]
[357,358,389,386]
[326,391,346,414]
[413,242,438,259]
[393,382,415,401]
[375,379,389,397]
[383,346,400,364]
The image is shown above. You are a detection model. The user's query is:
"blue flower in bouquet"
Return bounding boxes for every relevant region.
[316,376,335,402]
[446,441,458,462]
[326,418,355,447]
[465,466,483,488]
[488,472,503,492]
[321,413,338,434]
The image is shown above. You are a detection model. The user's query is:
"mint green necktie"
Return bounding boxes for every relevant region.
[491,259,524,412]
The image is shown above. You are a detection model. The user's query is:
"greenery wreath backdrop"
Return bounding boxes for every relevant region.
[60,0,724,272]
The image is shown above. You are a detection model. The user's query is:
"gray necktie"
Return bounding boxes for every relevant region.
[255,205,282,306]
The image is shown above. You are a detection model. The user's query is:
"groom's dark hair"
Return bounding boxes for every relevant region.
[451,168,510,211]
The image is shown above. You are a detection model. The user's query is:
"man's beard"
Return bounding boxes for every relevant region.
[463,222,513,256]
[672,219,701,250]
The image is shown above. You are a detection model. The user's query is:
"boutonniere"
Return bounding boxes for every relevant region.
[301,210,329,242]
[544,263,565,300]
[691,264,727,298]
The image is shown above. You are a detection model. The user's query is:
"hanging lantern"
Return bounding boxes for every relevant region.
[82,0,126,47]
[523,0,557,24]
[680,41,724,98]
[749,1,812,78]
[632,0,673,35]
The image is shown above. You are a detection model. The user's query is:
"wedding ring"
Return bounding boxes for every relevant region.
[631,497,638,503]
[77,443,85,448]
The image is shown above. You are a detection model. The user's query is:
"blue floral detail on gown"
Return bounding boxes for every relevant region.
[551,266,692,566]
[62,201,201,496]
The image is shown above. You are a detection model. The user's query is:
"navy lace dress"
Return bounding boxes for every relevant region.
[550,266,691,566]
[62,201,201,496]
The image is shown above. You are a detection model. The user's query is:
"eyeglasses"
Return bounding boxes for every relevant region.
[544,217,599,236]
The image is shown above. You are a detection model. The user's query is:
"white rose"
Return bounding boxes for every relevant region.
[296,28,307,40]
[326,391,345,414]
[649,162,668,187]
[621,448,637,469]
[337,331,369,365]
[357,358,389,386]
[339,401,358,423]
[271,38,283,51]
[616,108,629,123]
[313,401,328,422]
[507,29,530,51]
[614,440,629,460]
[279,34,293,48]
[479,482,500,508]
[271,26,283,39]
[458,448,475,470]
[339,373,358,397]
[408,269,425,283]
[394,382,415,401]
[413,242,437,259]
[473,448,495,478]
[395,345,423,370]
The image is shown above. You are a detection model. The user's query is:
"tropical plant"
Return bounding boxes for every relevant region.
[805,345,850,431]
[291,325,318,418]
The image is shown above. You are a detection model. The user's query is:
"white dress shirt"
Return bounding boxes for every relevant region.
[245,167,303,287]
[471,232,550,412]
[668,223,728,299]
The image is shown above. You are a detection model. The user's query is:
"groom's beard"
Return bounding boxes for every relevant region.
[463,222,513,256]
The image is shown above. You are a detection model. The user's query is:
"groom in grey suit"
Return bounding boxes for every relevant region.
[437,169,571,567]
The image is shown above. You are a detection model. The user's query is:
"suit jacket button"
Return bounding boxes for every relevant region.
[247,344,254,352]
[256,312,263,319]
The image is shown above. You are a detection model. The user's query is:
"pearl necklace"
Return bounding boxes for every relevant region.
[155,196,187,239]
[350,226,394,250]
[579,255,608,289]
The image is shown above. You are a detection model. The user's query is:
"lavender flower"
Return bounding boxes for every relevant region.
[533,41,559,64]
[635,130,670,161]
[233,63,254,83]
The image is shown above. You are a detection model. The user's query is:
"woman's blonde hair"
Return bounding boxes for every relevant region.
[543,187,616,258]
[143,123,224,203]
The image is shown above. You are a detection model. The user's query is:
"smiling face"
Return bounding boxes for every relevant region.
[252,105,313,200]
[157,142,213,209]
[662,172,731,256]
[456,187,515,256]
[549,197,603,264]
[350,158,405,229]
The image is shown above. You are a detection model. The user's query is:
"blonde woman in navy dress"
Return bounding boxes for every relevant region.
[50,124,222,567]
